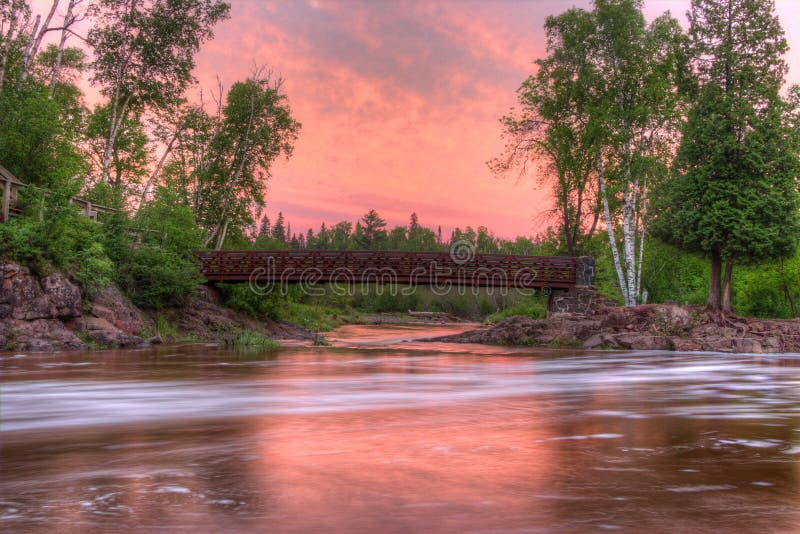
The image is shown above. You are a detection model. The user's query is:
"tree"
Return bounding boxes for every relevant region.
[46,0,85,99]
[257,215,270,238]
[87,0,230,185]
[0,0,31,97]
[85,103,150,195]
[355,209,387,249]
[201,73,300,249]
[587,0,685,306]
[492,7,600,256]
[494,0,684,308]
[271,212,286,243]
[653,0,800,312]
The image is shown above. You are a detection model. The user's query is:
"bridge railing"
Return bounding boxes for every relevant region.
[196,250,594,291]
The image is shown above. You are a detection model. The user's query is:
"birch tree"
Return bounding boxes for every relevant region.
[16,0,59,87]
[153,73,300,249]
[87,0,229,188]
[495,0,684,305]
[47,0,84,99]
[202,74,300,249]
[588,0,685,306]
[0,0,31,96]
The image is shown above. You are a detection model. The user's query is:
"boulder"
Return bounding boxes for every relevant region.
[583,334,604,349]
[70,316,145,348]
[670,337,703,352]
[41,271,82,319]
[763,336,782,353]
[89,285,151,336]
[731,338,763,354]
[0,318,86,351]
[0,263,52,320]
[612,333,671,350]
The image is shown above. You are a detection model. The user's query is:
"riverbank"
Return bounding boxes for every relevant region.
[433,302,800,353]
[0,261,316,352]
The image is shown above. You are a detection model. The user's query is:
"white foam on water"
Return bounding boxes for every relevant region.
[666,485,737,493]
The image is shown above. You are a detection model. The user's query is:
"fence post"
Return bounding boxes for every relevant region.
[1,178,9,223]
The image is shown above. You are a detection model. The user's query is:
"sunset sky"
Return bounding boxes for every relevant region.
[60,0,800,238]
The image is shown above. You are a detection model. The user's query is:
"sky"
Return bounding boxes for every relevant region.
[40,0,800,239]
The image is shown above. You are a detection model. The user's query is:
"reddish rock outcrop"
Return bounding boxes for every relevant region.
[433,299,800,354]
[1,260,147,351]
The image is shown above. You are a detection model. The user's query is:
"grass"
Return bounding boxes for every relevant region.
[276,302,359,332]
[230,331,280,349]
[485,296,548,324]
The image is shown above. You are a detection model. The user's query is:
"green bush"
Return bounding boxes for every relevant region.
[0,196,113,296]
[115,247,202,309]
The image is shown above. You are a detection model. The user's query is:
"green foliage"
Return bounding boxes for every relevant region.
[652,0,800,310]
[0,84,86,189]
[486,295,548,323]
[114,246,201,309]
[230,331,280,349]
[0,193,109,286]
[734,255,800,319]
[218,283,285,320]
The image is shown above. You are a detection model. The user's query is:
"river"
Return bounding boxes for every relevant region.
[2,323,800,532]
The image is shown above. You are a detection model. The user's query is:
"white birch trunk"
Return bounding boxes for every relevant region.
[0,5,21,96]
[136,125,182,211]
[18,0,59,86]
[49,0,75,98]
[597,153,630,305]
[635,180,647,301]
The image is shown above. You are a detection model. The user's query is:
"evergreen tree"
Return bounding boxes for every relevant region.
[258,215,270,238]
[355,209,387,249]
[271,211,286,243]
[653,0,800,312]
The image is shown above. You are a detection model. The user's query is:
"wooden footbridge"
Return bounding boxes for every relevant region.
[196,250,595,289]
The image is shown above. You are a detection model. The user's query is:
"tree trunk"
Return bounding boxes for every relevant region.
[49,0,75,99]
[0,8,21,97]
[620,144,638,306]
[707,251,722,311]
[18,0,60,87]
[721,258,734,314]
[137,125,182,211]
[215,219,229,250]
[597,153,630,305]
[102,93,131,182]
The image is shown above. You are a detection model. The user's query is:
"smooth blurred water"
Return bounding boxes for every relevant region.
[2,324,800,532]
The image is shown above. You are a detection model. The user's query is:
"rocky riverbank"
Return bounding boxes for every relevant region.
[433,302,800,353]
[0,261,313,352]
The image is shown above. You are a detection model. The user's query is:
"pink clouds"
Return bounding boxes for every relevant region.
[47,0,800,240]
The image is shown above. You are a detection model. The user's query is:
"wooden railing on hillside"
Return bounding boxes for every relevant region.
[0,164,117,223]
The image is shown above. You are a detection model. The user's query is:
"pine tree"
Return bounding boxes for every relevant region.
[258,216,270,238]
[653,0,800,312]
[355,209,387,249]
[271,211,286,243]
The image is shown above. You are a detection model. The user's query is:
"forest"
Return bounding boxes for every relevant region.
[1,0,799,325]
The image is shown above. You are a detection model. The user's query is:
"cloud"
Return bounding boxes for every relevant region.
[188,0,800,239]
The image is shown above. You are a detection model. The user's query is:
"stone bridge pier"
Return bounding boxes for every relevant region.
[546,257,608,316]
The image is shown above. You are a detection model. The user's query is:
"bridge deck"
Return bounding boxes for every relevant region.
[197,250,593,289]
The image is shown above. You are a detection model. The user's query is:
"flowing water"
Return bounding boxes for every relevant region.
[2,323,800,533]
